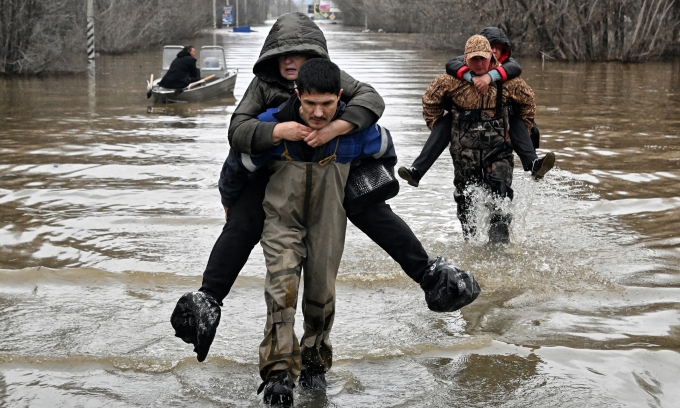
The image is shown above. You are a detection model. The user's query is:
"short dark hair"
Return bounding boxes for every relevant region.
[296,59,341,96]
[183,45,194,53]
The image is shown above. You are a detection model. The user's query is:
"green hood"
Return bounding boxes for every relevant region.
[253,12,329,83]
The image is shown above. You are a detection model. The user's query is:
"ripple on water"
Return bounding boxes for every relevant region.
[2,22,680,408]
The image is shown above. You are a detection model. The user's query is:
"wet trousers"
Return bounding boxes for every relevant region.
[450,135,515,238]
[199,174,430,304]
[412,113,538,175]
[258,161,350,381]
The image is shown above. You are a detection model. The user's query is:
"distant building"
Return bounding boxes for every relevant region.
[304,0,341,21]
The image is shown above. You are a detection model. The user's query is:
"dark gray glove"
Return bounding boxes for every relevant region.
[170,291,221,362]
[420,257,481,312]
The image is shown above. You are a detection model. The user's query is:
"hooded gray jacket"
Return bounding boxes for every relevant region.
[227,12,385,155]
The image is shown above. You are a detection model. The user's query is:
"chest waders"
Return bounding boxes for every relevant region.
[258,145,349,383]
[450,82,514,243]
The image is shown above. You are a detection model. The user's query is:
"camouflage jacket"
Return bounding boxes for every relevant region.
[422,73,536,133]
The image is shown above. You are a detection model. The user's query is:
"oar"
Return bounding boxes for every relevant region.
[187,74,216,89]
[146,74,154,99]
[174,74,217,95]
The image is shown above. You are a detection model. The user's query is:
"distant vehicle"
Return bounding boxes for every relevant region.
[147,45,238,103]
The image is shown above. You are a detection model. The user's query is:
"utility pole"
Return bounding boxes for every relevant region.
[86,0,96,112]
[87,0,95,59]
[213,0,216,29]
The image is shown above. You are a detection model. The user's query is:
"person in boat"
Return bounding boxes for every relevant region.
[157,45,201,89]
[170,11,479,404]
[421,34,537,244]
[398,27,554,187]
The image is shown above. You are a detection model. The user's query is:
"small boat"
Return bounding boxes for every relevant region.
[148,45,238,103]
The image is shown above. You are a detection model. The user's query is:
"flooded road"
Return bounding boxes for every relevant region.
[2,21,680,407]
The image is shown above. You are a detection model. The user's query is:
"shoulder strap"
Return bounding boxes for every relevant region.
[280,141,294,161]
[318,138,340,166]
[495,81,504,117]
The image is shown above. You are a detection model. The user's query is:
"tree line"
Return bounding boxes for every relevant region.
[334,0,680,61]
[0,0,273,75]
[3,0,679,75]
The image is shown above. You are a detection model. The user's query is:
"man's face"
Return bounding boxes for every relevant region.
[467,56,491,76]
[295,89,343,130]
[189,48,196,57]
[278,53,309,81]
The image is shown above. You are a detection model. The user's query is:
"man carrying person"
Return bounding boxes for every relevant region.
[223,58,395,405]
[220,57,479,405]
[399,27,554,187]
[171,12,478,373]
[420,34,537,244]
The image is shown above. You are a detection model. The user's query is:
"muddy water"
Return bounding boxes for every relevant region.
[1,21,680,407]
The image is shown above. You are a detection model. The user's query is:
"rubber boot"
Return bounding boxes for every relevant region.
[258,371,295,406]
[170,291,222,362]
[298,367,327,390]
[488,212,512,244]
[454,188,475,239]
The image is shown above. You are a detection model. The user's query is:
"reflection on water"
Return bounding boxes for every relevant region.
[1,21,680,407]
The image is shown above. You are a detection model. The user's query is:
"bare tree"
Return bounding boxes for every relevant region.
[3,0,678,74]
[333,0,365,27]
[95,0,212,54]
[0,0,85,74]
[1,0,277,75]
[335,0,680,61]
[483,0,679,60]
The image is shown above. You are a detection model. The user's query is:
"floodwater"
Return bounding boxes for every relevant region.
[1,20,680,407]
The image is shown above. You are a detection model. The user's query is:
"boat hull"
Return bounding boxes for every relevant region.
[151,70,237,104]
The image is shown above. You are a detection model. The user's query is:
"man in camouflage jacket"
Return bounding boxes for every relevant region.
[422,35,536,243]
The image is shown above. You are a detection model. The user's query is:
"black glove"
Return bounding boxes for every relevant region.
[420,257,481,312]
[170,291,221,362]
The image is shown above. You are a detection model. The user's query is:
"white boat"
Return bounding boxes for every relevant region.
[148,45,238,103]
